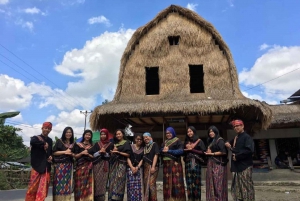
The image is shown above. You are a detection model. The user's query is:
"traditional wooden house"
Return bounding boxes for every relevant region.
[90,5,273,146]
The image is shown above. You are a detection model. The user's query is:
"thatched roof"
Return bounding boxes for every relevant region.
[270,104,300,126]
[90,5,273,131]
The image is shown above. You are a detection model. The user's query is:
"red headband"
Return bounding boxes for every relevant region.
[42,122,52,129]
[232,120,244,126]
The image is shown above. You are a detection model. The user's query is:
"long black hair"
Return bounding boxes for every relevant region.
[113,129,127,143]
[184,126,199,143]
[80,129,93,145]
[61,126,74,144]
[207,125,220,147]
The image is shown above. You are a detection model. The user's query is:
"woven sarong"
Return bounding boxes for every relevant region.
[231,166,255,201]
[74,161,93,201]
[143,163,158,201]
[127,167,144,201]
[25,169,50,201]
[94,160,109,201]
[53,163,73,201]
[163,160,186,201]
[108,161,126,200]
[185,160,201,201]
[206,159,228,201]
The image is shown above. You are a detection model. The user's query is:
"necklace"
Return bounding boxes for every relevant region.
[144,143,154,154]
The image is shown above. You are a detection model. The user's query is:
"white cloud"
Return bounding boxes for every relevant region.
[0,0,9,5]
[15,19,34,31]
[55,28,135,101]
[240,45,300,103]
[24,7,40,14]
[242,91,277,105]
[186,3,198,11]
[16,110,89,146]
[0,75,33,111]
[88,15,111,26]
[259,43,270,51]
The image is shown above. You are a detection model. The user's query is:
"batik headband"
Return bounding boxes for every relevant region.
[42,122,52,129]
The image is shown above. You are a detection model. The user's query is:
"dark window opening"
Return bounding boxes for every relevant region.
[168,36,180,45]
[189,65,204,93]
[145,67,159,95]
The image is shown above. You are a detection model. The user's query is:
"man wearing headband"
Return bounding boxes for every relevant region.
[225,119,255,201]
[25,122,53,201]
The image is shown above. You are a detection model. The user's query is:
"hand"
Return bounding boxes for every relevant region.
[81,150,88,155]
[186,144,192,149]
[204,152,212,155]
[232,153,236,161]
[163,146,169,153]
[44,142,48,150]
[47,156,52,163]
[206,148,212,153]
[225,142,232,149]
[113,146,118,151]
[65,149,72,155]
[150,167,156,174]
[100,147,106,153]
[111,150,120,154]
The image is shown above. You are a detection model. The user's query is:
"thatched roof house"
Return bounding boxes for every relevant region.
[90,5,273,134]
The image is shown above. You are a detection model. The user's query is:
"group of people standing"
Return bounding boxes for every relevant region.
[25,119,255,201]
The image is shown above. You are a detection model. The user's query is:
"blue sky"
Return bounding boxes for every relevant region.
[1,0,299,145]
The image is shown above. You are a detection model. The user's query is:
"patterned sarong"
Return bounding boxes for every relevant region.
[74,161,93,201]
[206,159,228,201]
[185,160,201,201]
[94,160,109,201]
[108,161,127,200]
[231,166,255,201]
[127,167,144,201]
[143,163,158,201]
[53,163,73,201]
[163,160,186,201]
[25,169,50,201]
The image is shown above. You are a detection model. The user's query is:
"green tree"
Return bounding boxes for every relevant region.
[0,125,29,162]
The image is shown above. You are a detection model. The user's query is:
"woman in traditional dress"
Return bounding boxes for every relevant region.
[205,125,228,201]
[108,129,131,201]
[161,127,186,201]
[52,126,75,201]
[74,130,94,201]
[183,126,206,201]
[126,133,145,201]
[88,128,114,201]
[142,132,160,201]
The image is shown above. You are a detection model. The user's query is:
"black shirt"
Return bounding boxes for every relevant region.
[30,134,52,173]
[209,138,228,165]
[229,132,254,172]
[111,140,131,164]
[52,139,74,163]
[128,144,144,167]
[183,138,206,163]
[88,141,114,163]
[143,142,160,166]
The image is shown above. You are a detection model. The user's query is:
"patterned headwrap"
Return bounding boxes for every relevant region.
[232,120,244,127]
[166,127,176,138]
[100,128,109,144]
[42,122,52,129]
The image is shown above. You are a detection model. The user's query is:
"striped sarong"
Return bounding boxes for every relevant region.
[143,163,158,201]
[25,169,50,201]
[231,166,255,201]
[53,163,73,201]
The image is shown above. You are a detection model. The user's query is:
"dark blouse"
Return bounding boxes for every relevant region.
[52,139,74,163]
[161,138,184,161]
[74,142,93,165]
[128,144,144,167]
[30,134,53,173]
[228,132,254,172]
[111,140,131,164]
[143,142,160,166]
[88,141,114,164]
[183,138,206,163]
[208,138,228,165]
